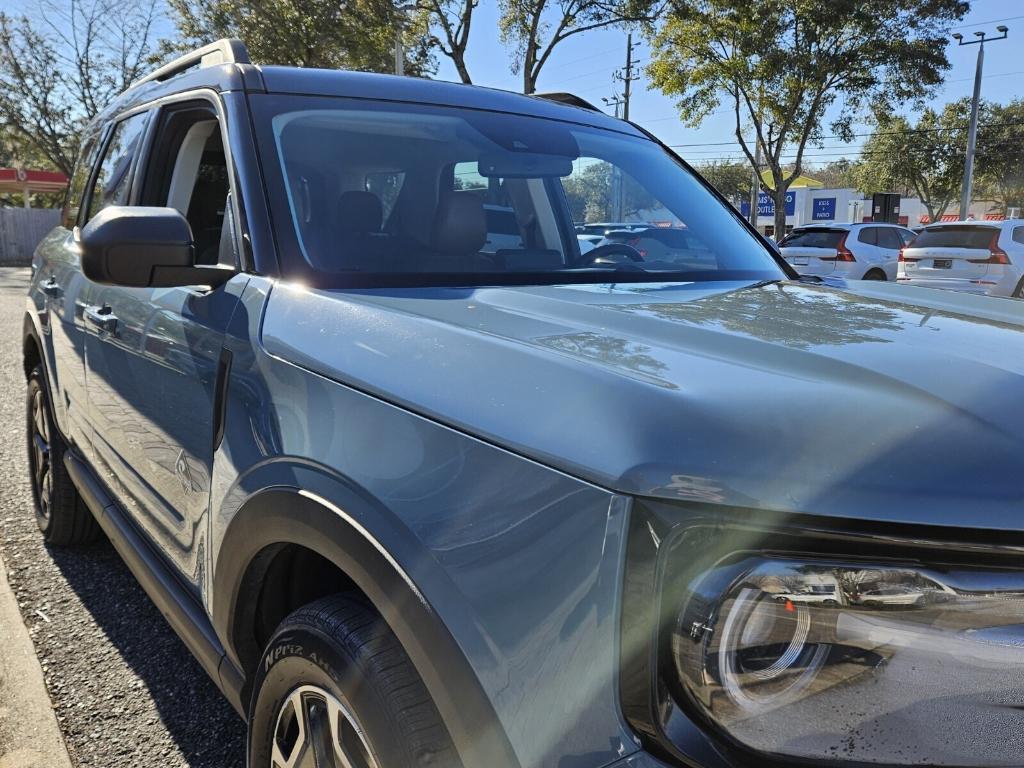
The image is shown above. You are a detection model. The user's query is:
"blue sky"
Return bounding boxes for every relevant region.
[5,0,1020,167]
[434,0,1023,167]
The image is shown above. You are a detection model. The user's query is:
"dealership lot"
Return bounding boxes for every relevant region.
[0,269,244,768]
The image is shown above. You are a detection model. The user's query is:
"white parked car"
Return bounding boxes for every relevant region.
[773,584,843,606]
[850,586,926,608]
[897,220,1024,298]
[780,223,916,281]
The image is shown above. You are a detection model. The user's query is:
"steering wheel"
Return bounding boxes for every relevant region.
[581,242,645,265]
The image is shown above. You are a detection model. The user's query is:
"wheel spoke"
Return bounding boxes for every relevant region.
[326,697,377,768]
[270,686,378,768]
[272,688,308,768]
[306,698,336,768]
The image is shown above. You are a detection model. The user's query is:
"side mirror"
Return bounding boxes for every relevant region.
[78,206,233,288]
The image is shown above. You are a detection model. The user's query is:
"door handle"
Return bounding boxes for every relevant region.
[84,305,118,334]
[41,278,61,298]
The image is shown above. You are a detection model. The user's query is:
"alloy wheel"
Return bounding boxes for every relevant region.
[271,685,379,768]
[29,387,52,522]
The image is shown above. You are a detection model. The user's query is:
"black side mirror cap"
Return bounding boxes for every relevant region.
[78,206,234,288]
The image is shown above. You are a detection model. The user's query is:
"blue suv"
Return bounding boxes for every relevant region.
[24,39,1024,768]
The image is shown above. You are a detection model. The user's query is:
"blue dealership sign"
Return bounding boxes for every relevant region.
[741,191,796,218]
[812,197,837,221]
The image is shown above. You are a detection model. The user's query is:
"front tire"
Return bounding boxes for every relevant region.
[26,365,98,545]
[248,594,461,768]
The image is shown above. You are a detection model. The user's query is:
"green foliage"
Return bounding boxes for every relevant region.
[692,161,751,203]
[807,159,858,191]
[498,0,659,93]
[976,100,1024,212]
[852,102,970,221]
[647,0,968,233]
[165,0,436,75]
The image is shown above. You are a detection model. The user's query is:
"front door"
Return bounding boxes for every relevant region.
[81,99,245,594]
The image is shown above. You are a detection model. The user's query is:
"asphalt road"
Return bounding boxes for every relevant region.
[0,269,246,767]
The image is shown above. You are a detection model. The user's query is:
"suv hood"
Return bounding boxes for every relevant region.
[262,279,1024,530]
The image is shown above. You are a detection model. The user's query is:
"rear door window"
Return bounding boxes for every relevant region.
[781,229,845,248]
[1013,226,1024,245]
[85,111,151,223]
[877,228,902,249]
[912,226,998,248]
[858,227,878,245]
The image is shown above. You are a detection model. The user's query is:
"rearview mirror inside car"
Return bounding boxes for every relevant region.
[78,206,234,288]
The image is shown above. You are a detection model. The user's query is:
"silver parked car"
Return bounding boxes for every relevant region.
[780,222,916,281]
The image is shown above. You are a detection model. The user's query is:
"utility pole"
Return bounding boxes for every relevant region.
[748,139,762,228]
[613,33,641,121]
[952,25,1008,220]
[393,1,417,76]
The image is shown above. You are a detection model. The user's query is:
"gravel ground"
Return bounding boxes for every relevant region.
[0,269,246,767]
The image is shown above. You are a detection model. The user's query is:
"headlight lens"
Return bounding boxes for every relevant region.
[673,557,1024,765]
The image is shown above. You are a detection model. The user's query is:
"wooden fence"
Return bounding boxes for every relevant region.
[0,208,60,265]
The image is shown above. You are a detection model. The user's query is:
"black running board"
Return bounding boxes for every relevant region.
[64,451,246,717]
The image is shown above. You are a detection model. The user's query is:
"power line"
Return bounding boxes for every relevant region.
[665,119,1024,148]
[633,68,1024,128]
[949,14,1024,31]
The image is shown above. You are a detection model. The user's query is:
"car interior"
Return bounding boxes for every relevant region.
[137,104,235,268]
[270,108,738,276]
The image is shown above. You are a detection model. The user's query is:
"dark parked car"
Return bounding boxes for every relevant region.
[24,39,1024,768]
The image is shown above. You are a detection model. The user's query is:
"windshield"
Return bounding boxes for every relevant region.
[253,95,783,287]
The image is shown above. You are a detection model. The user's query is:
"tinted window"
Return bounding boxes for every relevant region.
[255,95,781,287]
[780,229,845,248]
[85,111,151,222]
[877,228,902,249]
[1013,227,1024,245]
[63,129,103,228]
[898,229,916,246]
[858,227,878,245]
[912,226,998,249]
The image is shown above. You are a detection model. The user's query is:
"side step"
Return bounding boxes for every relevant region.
[63,451,246,716]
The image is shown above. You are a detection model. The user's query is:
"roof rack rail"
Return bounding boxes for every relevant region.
[533,92,601,112]
[133,38,251,88]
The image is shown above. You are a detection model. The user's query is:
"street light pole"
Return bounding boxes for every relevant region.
[393,2,418,76]
[953,26,1008,220]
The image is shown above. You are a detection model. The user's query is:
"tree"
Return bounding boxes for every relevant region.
[562,160,655,221]
[852,103,970,222]
[976,100,1024,214]
[498,0,661,94]
[0,0,163,176]
[166,0,436,75]
[809,158,858,190]
[648,0,968,237]
[692,160,750,204]
[422,0,476,83]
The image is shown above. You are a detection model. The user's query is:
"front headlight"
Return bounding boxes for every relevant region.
[670,555,1024,766]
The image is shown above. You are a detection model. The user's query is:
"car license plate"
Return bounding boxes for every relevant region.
[792,257,809,266]
[933,259,952,269]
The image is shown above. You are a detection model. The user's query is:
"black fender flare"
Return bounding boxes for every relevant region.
[212,484,521,768]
